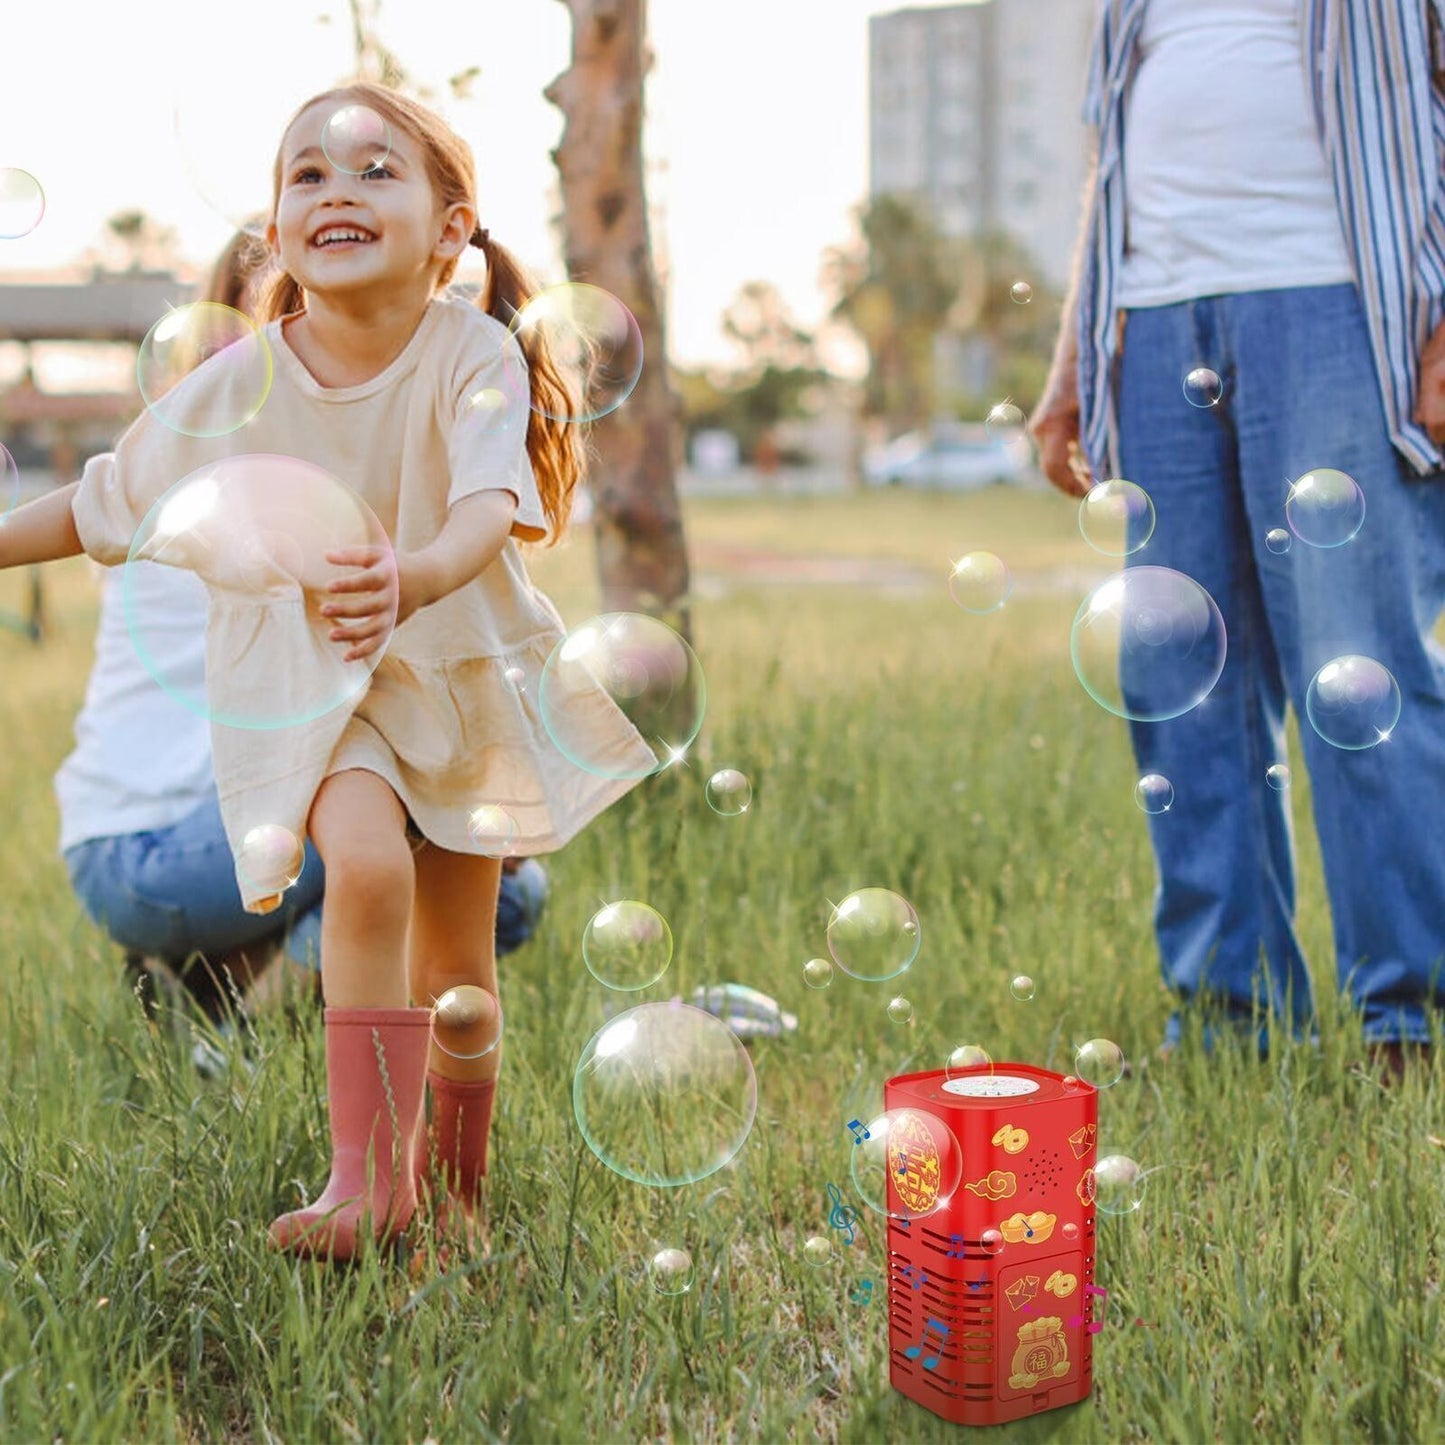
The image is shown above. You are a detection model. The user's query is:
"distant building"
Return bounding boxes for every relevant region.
[868,0,1097,290]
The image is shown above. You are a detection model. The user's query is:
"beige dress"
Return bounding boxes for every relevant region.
[72,296,655,911]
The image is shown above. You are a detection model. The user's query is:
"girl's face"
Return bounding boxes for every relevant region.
[267,101,472,303]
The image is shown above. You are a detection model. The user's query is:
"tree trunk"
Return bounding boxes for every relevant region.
[546,0,691,641]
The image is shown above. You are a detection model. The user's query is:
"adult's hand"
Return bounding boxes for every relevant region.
[1415,318,1445,449]
[1029,358,1093,499]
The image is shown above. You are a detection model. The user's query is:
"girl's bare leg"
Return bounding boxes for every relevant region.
[307,770,415,1007]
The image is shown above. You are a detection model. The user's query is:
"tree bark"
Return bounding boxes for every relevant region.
[546,0,691,640]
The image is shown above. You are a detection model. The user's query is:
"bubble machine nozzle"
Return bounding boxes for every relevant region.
[883,1064,1100,1427]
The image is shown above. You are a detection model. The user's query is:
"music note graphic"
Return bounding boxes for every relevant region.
[896,1211,911,1233]
[846,1118,871,1146]
[945,1233,967,1259]
[1083,1283,1109,1335]
[825,1182,858,1245]
[904,1317,950,1371]
[965,1278,987,1292]
[899,1265,927,1290]
[850,1279,874,1306]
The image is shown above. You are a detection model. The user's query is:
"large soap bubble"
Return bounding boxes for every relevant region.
[573,1001,758,1187]
[826,888,921,982]
[123,455,395,729]
[849,1107,963,1221]
[137,303,273,437]
[539,612,705,778]
[1306,655,1400,750]
[1071,566,1227,722]
[507,283,643,423]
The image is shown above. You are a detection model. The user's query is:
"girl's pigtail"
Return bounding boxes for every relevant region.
[476,235,584,547]
[254,268,306,328]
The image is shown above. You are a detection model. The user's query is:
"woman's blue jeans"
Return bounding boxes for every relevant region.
[1115,284,1445,1051]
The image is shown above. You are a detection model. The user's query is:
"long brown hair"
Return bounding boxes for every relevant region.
[255,81,582,545]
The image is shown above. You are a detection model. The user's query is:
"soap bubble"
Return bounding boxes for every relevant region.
[503,665,527,690]
[1266,763,1292,791]
[0,442,19,519]
[539,612,705,779]
[1134,774,1174,814]
[802,957,834,990]
[1183,367,1223,407]
[1079,479,1155,557]
[826,888,921,981]
[1306,655,1400,750]
[573,1001,758,1187]
[1074,1038,1127,1089]
[0,168,45,238]
[647,1247,694,1295]
[1071,566,1227,722]
[507,283,643,423]
[949,551,1012,613]
[985,400,1027,445]
[453,343,532,450]
[705,769,752,816]
[1265,528,1292,555]
[945,1044,993,1080]
[429,984,503,1061]
[849,1107,963,1221]
[1010,280,1032,304]
[803,1235,833,1267]
[1010,975,1036,1002]
[123,456,394,729]
[236,824,303,896]
[583,900,673,991]
[137,303,273,437]
[466,804,517,857]
[320,103,392,173]
[980,1228,1005,1256]
[1062,1221,1080,1241]
[1094,1154,1147,1215]
[1286,469,1365,548]
[887,996,913,1024]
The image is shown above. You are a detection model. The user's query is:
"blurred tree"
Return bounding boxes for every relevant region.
[343,1,482,102]
[85,210,182,275]
[546,0,690,637]
[823,195,962,435]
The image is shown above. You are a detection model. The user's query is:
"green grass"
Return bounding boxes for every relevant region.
[1,488,1442,1442]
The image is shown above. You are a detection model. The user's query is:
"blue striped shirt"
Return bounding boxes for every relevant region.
[1078,0,1445,477]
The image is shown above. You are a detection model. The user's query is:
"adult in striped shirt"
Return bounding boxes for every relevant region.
[1030,0,1445,1079]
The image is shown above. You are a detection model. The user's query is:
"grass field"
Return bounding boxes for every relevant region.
[1,485,1442,1443]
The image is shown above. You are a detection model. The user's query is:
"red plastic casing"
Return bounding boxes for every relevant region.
[883,1064,1100,1427]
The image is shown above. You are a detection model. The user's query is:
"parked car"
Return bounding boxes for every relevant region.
[862,425,1028,490]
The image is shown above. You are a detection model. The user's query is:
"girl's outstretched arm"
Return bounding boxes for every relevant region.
[408,489,520,607]
[0,481,84,569]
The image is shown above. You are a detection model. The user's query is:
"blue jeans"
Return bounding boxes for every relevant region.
[65,785,548,973]
[1115,285,1445,1051]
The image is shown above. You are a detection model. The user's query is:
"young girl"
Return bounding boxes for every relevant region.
[1,81,655,1261]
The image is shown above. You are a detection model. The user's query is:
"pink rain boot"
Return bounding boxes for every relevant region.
[414,1070,497,1257]
[269,1007,430,1261]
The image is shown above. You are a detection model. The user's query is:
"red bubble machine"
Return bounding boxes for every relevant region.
[882,1063,1100,1427]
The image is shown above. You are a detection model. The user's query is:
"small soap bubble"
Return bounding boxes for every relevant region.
[1062,1221,1080,1241]
[887,996,913,1024]
[137,303,273,437]
[508,283,644,423]
[826,888,921,981]
[949,551,1012,613]
[430,984,503,1061]
[321,103,392,173]
[1074,1038,1127,1089]
[647,1247,694,1295]
[503,665,526,689]
[945,1044,993,1080]
[984,400,1027,445]
[1134,773,1174,814]
[1079,479,1156,557]
[1062,1075,1081,1090]
[236,824,304,895]
[849,1108,963,1221]
[1010,974,1036,1002]
[0,168,45,238]
[1183,367,1224,408]
[583,900,673,991]
[802,957,834,990]
[1285,469,1365,548]
[803,1235,833,1267]
[980,1228,1005,1256]
[1095,1154,1147,1215]
[466,804,517,857]
[1266,763,1292,791]
[1010,280,1033,305]
[705,768,752,816]
[1306,655,1400,750]
[1071,567,1228,722]
[1265,528,1292,555]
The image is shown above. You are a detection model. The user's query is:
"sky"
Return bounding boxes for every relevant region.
[0,0,983,374]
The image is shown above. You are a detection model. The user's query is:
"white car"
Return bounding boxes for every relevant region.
[863,426,1028,490]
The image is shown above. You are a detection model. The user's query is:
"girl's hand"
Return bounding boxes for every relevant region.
[321,546,427,662]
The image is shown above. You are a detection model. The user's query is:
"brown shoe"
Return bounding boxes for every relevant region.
[1367,1042,1434,1085]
